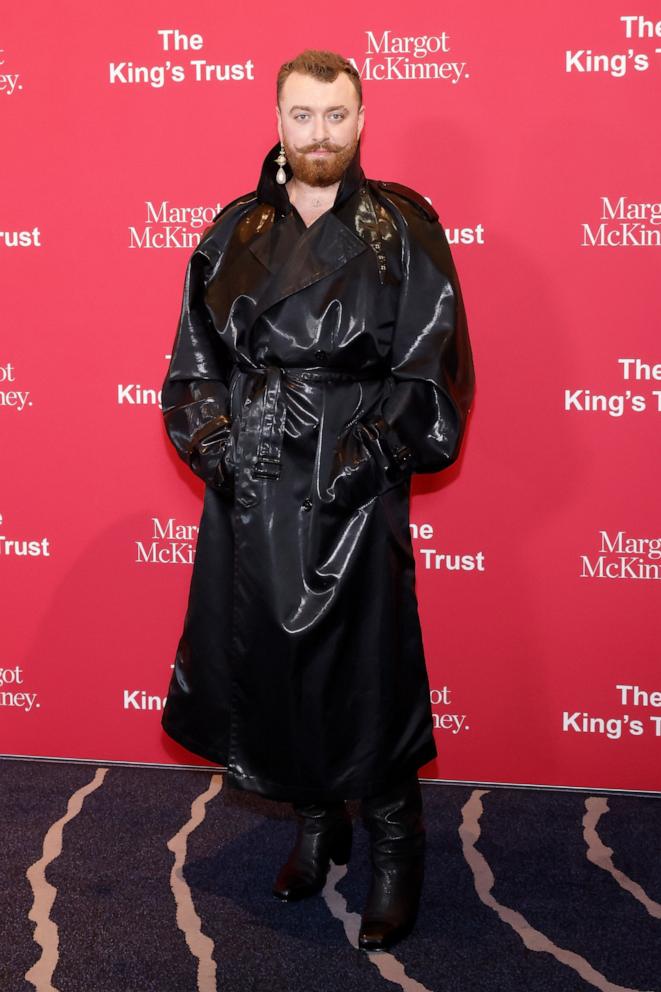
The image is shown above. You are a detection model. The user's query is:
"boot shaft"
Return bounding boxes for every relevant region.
[292,799,351,836]
[360,773,426,858]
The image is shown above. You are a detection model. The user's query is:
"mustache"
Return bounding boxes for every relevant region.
[300,142,342,153]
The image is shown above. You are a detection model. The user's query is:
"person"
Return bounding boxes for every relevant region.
[160,49,475,951]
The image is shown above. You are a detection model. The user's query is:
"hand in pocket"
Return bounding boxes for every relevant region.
[192,420,236,496]
[327,419,413,511]
[327,423,382,511]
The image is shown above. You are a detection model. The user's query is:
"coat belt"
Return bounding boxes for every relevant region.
[233,360,388,481]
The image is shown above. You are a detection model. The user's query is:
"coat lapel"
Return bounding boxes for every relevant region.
[247,139,371,323]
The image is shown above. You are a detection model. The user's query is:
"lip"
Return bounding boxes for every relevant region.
[309,149,333,156]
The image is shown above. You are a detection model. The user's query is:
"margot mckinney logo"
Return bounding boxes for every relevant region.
[581,196,661,247]
[580,530,661,579]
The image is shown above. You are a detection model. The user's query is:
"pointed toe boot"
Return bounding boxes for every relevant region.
[358,773,426,951]
[273,799,352,901]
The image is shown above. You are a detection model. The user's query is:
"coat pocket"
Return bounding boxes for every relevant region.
[326,420,409,511]
[191,417,236,495]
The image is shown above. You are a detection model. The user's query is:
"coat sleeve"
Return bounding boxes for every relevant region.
[161,236,235,492]
[329,197,475,510]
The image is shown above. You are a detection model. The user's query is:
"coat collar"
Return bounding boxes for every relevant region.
[256,138,366,216]
[246,137,372,326]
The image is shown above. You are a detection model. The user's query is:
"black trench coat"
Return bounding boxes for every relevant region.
[160,139,475,803]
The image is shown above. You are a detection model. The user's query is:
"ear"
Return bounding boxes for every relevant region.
[357,104,365,138]
[276,106,283,144]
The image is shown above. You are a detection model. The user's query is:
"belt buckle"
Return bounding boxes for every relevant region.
[252,454,281,480]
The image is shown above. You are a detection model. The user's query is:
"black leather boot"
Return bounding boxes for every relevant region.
[272,799,352,901]
[358,773,426,951]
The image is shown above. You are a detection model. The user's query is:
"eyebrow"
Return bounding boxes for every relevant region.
[288,104,350,114]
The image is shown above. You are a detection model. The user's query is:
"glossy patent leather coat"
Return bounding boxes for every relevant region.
[160,138,475,802]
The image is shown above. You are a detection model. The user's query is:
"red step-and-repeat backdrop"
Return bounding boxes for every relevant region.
[2,1,660,793]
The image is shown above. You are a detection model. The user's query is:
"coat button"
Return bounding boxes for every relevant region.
[302,497,312,510]
[314,349,327,362]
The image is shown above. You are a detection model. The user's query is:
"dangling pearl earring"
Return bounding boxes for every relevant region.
[275,141,288,185]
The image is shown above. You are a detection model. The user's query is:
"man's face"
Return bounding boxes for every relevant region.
[276,70,364,187]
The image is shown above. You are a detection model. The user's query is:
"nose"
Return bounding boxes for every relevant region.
[312,116,330,144]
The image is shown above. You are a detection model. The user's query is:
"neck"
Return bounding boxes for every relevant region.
[287,177,339,206]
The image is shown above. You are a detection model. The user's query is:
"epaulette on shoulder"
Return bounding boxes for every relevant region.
[373,180,438,222]
[212,190,258,222]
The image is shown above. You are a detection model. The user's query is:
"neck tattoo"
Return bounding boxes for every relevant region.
[288,182,328,210]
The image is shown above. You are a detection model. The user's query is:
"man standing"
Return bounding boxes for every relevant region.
[160,49,475,951]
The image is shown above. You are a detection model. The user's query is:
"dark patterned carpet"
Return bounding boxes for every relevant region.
[1,757,659,992]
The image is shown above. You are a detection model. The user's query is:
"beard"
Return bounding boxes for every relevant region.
[283,133,359,187]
